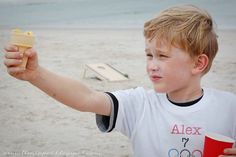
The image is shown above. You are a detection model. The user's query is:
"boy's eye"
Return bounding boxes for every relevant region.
[146,54,153,58]
[159,54,168,58]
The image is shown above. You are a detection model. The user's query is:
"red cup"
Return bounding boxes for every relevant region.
[203,132,235,157]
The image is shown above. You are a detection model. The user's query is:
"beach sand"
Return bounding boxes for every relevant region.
[0,28,236,157]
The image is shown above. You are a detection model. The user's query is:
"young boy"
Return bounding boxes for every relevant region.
[3,5,236,157]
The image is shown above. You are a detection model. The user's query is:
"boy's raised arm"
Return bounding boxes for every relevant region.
[30,66,112,116]
[4,45,112,116]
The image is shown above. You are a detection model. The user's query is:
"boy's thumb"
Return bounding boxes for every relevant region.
[25,48,37,58]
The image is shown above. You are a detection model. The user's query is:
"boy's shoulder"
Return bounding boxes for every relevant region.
[204,87,236,101]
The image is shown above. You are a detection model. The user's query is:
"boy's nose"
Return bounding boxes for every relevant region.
[150,60,160,71]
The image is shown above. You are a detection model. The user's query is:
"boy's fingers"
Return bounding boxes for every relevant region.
[4,59,22,67]
[224,148,236,154]
[7,67,25,75]
[4,44,18,52]
[4,51,23,59]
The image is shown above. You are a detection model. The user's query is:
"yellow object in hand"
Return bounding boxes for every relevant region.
[10,29,35,68]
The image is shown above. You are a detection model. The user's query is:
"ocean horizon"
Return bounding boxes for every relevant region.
[0,0,236,29]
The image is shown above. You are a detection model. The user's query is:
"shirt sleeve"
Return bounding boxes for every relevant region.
[96,87,146,138]
[96,92,119,133]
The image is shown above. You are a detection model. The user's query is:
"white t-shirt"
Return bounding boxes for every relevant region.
[96,87,236,157]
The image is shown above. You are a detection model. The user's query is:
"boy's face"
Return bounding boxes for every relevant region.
[145,38,195,93]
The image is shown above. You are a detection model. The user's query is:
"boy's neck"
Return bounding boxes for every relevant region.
[167,86,203,103]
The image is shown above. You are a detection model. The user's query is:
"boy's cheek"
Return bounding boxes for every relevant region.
[146,64,153,73]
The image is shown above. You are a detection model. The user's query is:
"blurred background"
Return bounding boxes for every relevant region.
[0,0,236,29]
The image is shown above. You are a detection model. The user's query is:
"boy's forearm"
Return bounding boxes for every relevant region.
[29,66,94,111]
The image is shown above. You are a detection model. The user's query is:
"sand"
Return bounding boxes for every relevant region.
[0,28,236,157]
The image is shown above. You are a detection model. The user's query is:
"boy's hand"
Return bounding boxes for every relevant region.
[219,148,236,157]
[4,44,39,81]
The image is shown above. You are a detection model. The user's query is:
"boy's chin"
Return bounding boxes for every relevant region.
[153,86,167,93]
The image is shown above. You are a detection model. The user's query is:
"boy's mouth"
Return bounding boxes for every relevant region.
[150,75,162,82]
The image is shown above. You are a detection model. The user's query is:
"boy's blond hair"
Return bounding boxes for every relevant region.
[144,5,218,74]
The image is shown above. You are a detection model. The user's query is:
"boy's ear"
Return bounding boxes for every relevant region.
[192,54,209,75]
